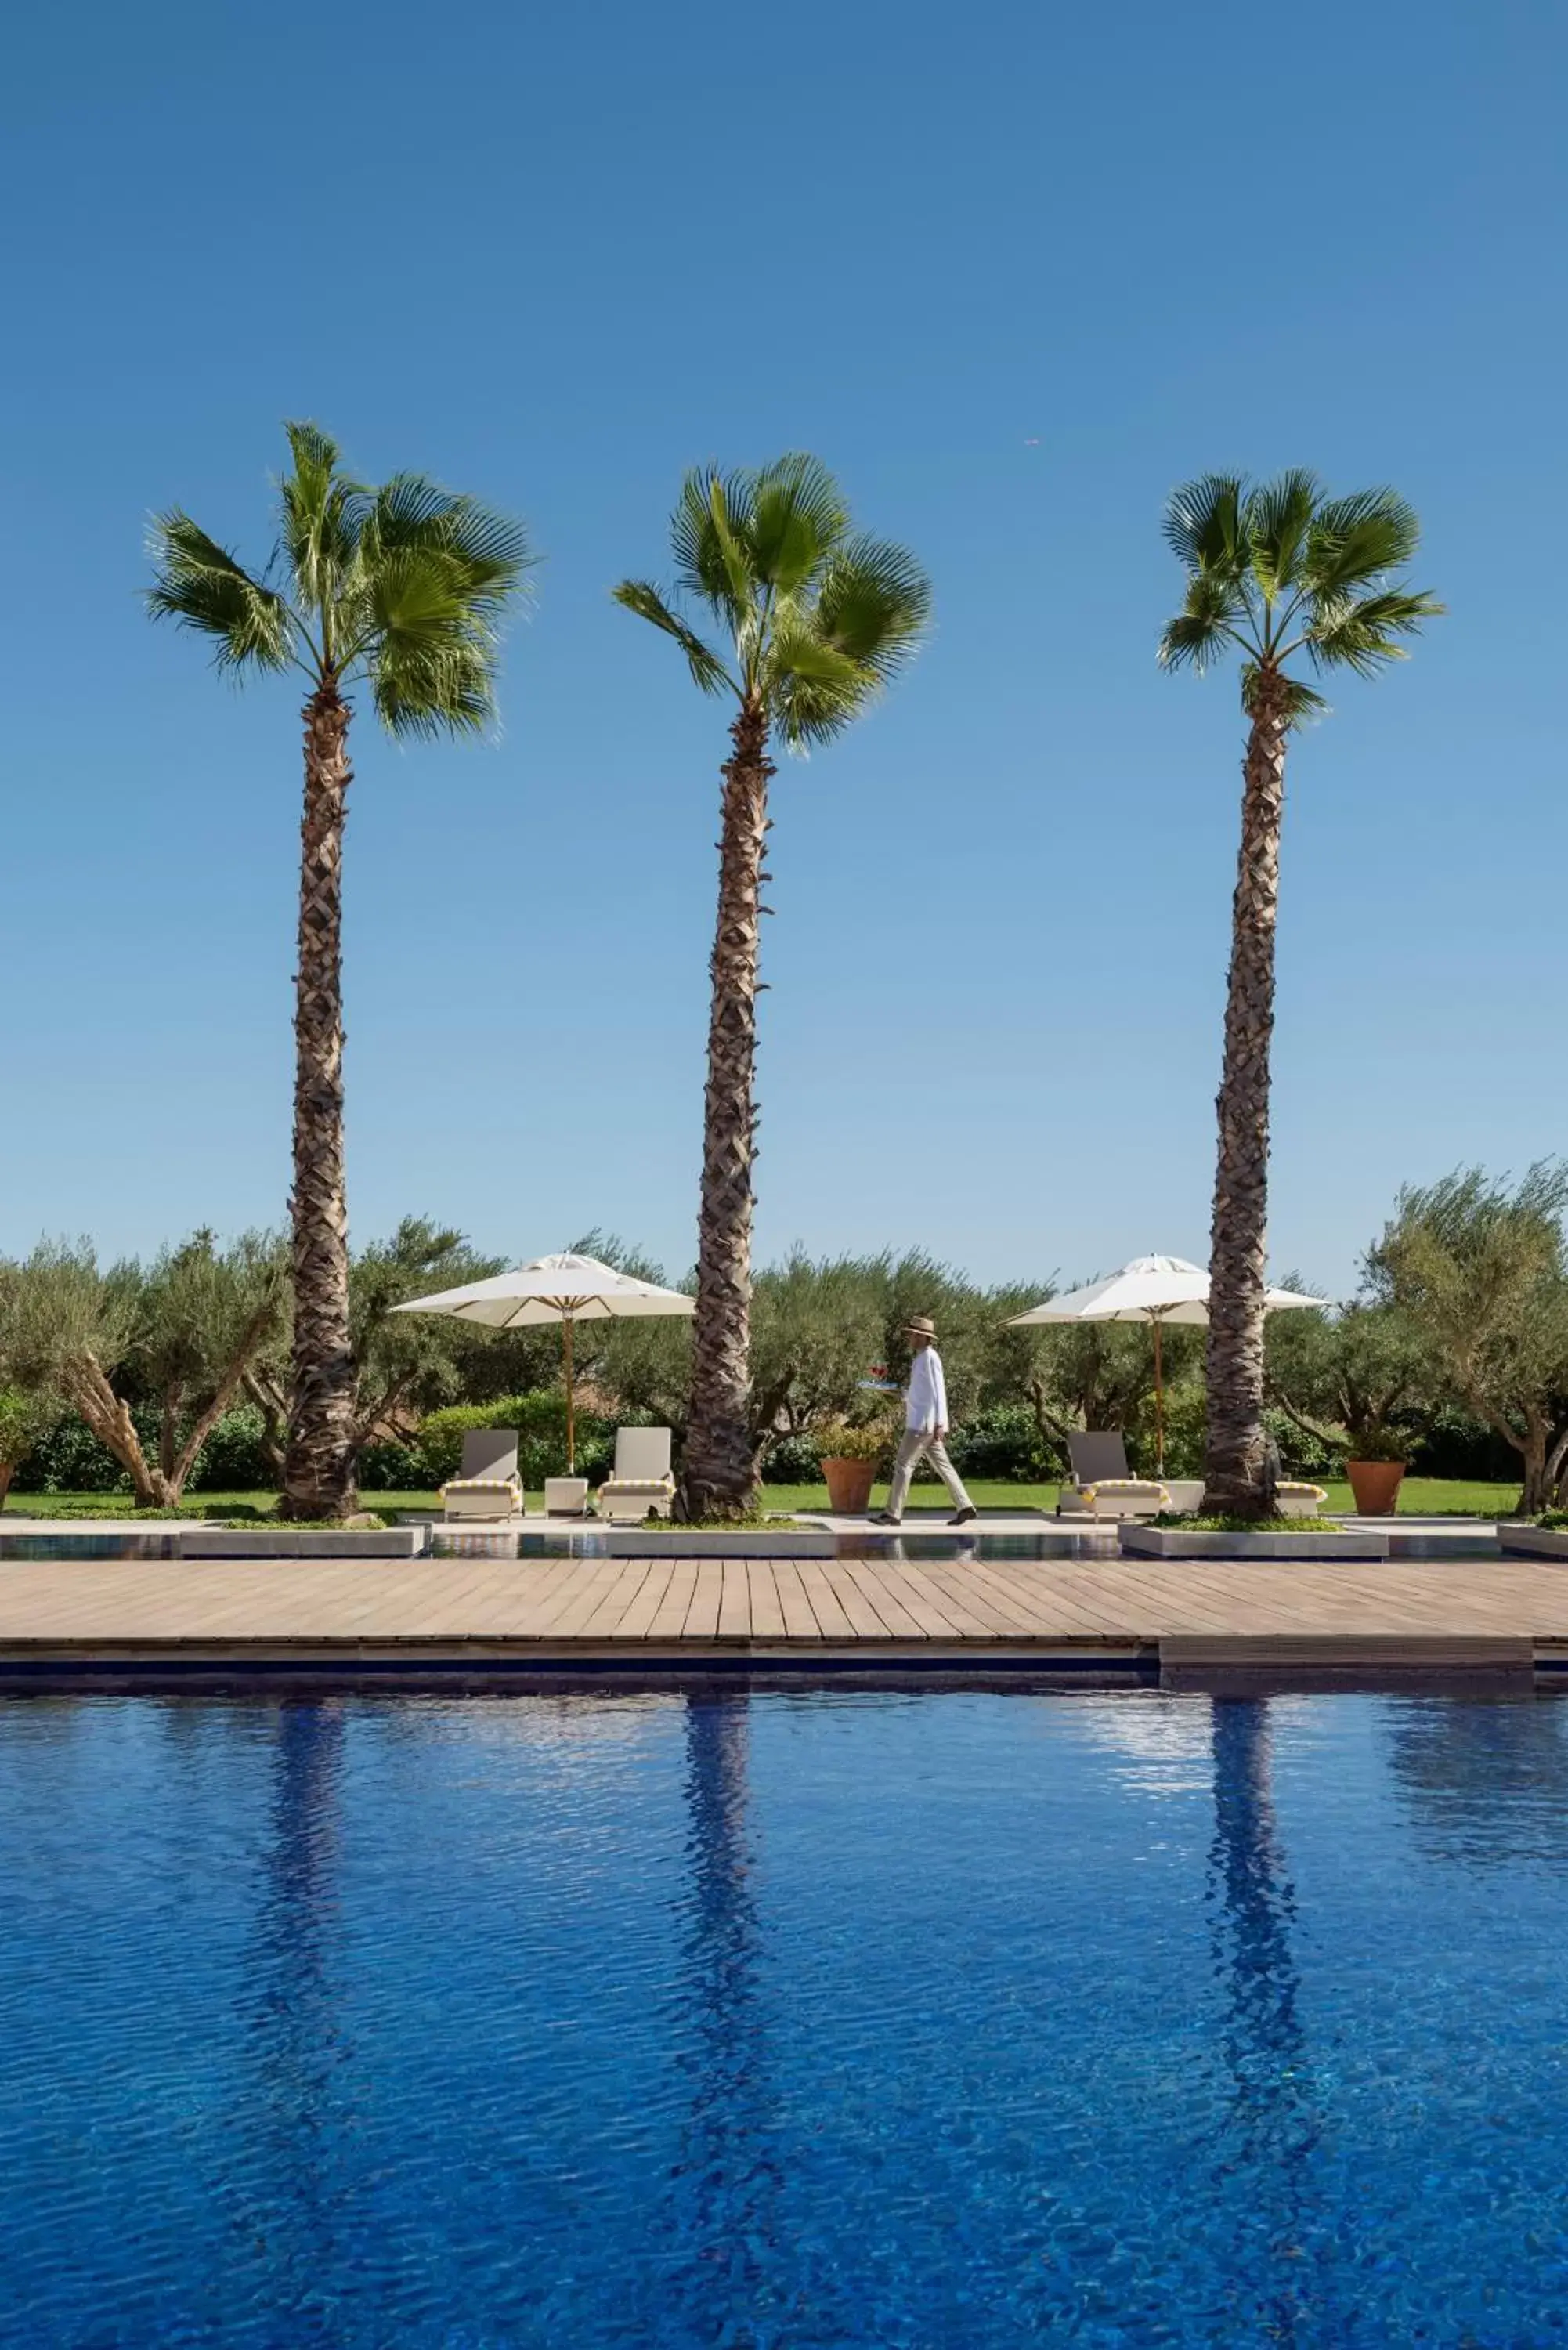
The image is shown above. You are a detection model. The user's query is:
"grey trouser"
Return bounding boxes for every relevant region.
[885,1427,973,1519]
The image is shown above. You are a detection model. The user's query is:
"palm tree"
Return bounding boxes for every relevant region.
[147,422,530,1520]
[616,457,930,1517]
[1158,472,1440,1516]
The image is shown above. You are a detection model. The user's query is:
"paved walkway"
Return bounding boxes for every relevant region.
[0,1553,1564,1671]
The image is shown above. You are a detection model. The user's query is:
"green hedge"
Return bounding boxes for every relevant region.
[413,1393,622,1489]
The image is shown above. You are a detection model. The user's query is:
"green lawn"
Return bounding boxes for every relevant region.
[2,1476,1526,1520]
[761,1476,1523,1519]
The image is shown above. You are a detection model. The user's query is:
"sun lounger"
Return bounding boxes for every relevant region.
[1063,1456,1328,1518]
[1059,1431,1169,1520]
[441,1429,523,1520]
[595,1428,677,1522]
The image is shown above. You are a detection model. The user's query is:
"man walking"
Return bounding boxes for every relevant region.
[872,1315,977,1528]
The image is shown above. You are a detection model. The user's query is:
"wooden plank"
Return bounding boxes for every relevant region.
[6,1548,1568,1657]
[874,1560,993,1639]
[648,1560,699,1640]
[522,1560,633,1639]
[835,1559,928,1639]
[577,1561,657,1637]
[772,1559,824,1641]
[795,1560,858,1641]
[923,1564,1047,1638]
[717,1562,752,1641]
[609,1558,678,1639]
[683,1561,724,1640]
[745,1560,787,1640]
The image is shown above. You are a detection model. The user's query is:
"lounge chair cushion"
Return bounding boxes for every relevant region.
[1060,1477,1169,1520]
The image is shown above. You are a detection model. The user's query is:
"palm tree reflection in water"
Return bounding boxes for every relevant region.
[243,1701,351,2317]
[1206,1700,1329,2343]
[667,1693,782,2340]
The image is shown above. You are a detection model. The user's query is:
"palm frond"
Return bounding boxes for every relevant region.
[1162,468,1440,712]
[276,421,369,627]
[612,580,736,696]
[764,613,888,749]
[358,548,504,736]
[670,467,756,633]
[1163,474,1249,577]
[145,512,296,673]
[364,477,533,609]
[1245,468,1321,601]
[373,637,495,738]
[1156,569,1249,671]
[748,454,848,595]
[771,666,873,750]
[1302,489,1422,598]
[1304,586,1444,674]
[811,535,931,678]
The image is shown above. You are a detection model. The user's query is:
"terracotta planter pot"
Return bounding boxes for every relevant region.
[1346,1459,1407,1516]
[819,1457,877,1515]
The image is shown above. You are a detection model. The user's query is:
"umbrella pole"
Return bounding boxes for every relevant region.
[563,1316,576,1474]
[1153,1317,1165,1479]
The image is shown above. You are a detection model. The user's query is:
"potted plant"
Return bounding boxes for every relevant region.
[1343,1424,1409,1517]
[815,1419,889,1516]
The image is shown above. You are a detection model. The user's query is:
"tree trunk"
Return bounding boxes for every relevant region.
[1201,676,1290,1518]
[65,1354,168,1509]
[244,1368,288,1480]
[168,1290,282,1501]
[281,678,358,1522]
[0,1462,13,1513]
[681,699,773,1520]
[1516,1428,1549,1516]
[1545,1423,1568,1511]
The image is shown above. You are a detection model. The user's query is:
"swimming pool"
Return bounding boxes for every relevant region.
[2,1685,1565,2345]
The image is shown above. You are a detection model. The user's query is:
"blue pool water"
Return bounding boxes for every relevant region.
[2,1686,1567,2346]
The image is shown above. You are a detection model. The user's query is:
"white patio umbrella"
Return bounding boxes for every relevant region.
[394,1251,694,1472]
[1006,1255,1323,1476]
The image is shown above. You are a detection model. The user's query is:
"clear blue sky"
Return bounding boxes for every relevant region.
[2,0,1560,1298]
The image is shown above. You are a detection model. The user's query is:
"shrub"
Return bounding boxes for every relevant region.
[13,1411,143,1493]
[1342,1425,1411,1463]
[13,1403,280,1495]
[188,1405,273,1490]
[760,1431,825,1483]
[1265,1405,1340,1480]
[1407,1406,1519,1482]
[812,1418,894,1465]
[414,1394,619,1489]
[359,1441,423,1491]
[948,1404,1060,1482]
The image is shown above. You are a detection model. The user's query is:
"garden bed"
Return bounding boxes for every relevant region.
[1495,1524,1568,1562]
[1120,1525,1385,1560]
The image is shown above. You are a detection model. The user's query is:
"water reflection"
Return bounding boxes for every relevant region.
[1386,1693,1568,1865]
[237,1701,352,2321]
[1206,1700,1326,2343]
[666,1694,782,2340]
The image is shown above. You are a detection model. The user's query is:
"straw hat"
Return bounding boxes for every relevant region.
[903,1314,938,1341]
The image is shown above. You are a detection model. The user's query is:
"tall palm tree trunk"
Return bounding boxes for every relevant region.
[1202,678,1289,1517]
[281,678,357,1521]
[681,700,774,1520]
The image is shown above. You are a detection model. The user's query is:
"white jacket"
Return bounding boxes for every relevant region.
[905,1347,948,1434]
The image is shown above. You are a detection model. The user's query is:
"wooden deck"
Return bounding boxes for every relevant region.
[0,1553,1566,1673]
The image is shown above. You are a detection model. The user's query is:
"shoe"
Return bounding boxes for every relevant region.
[948,1506,978,1527]
[869,1511,902,1528]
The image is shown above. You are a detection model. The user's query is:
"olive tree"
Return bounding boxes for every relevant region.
[245,1217,509,1478]
[5,1232,282,1508]
[0,1264,60,1510]
[1264,1292,1437,1460]
[1368,1165,1568,1513]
